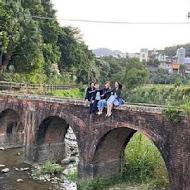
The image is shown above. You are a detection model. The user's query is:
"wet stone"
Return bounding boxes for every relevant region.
[17,179,24,182]
[1,168,10,173]
[61,158,70,165]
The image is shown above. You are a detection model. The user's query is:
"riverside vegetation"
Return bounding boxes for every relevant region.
[30,132,169,190]
[78,133,169,190]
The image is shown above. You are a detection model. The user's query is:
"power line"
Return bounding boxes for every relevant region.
[31,15,190,25]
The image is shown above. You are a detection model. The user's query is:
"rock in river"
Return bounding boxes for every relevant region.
[1,168,10,173]
[61,158,70,165]
[0,147,4,151]
[17,179,24,182]
[0,165,5,168]
[62,169,69,175]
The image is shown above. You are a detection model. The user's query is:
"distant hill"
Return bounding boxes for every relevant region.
[162,43,190,57]
[92,48,123,57]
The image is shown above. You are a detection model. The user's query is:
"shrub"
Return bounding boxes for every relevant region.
[123,133,168,184]
[126,84,190,106]
[46,88,84,98]
[162,106,182,123]
[32,160,62,177]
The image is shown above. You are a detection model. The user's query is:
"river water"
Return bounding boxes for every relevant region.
[0,148,55,190]
[0,126,79,190]
[0,148,77,190]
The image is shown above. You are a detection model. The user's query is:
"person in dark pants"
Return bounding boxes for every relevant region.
[85,82,95,102]
[89,83,102,114]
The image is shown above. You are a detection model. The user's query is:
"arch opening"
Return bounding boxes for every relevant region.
[0,109,24,148]
[93,127,169,188]
[35,116,79,170]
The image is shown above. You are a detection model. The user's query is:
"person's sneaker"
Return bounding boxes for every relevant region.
[97,111,102,115]
[107,112,112,117]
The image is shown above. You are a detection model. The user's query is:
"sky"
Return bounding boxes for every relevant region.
[52,0,190,53]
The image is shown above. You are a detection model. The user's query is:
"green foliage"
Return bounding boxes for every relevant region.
[0,1,23,69]
[162,106,182,123]
[32,160,62,177]
[0,0,96,84]
[123,133,168,184]
[46,87,85,98]
[174,77,182,87]
[139,179,169,190]
[1,72,46,84]
[58,27,94,83]
[123,58,149,90]
[78,177,122,190]
[66,171,78,181]
[125,68,149,90]
[79,133,169,190]
[163,43,190,57]
[96,57,149,90]
[145,59,160,67]
[126,85,190,106]
[180,103,190,117]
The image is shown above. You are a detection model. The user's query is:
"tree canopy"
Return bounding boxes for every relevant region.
[0,0,151,88]
[0,0,95,84]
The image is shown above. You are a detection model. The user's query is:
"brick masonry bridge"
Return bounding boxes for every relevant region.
[0,93,189,190]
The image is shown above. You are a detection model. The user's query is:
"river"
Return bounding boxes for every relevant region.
[0,126,79,190]
[0,147,77,190]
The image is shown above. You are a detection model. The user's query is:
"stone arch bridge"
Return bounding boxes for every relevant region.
[0,93,189,190]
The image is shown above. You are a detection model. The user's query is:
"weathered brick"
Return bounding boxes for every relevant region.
[0,93,188,190]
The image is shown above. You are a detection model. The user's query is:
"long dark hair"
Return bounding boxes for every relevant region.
[116,81,122,89]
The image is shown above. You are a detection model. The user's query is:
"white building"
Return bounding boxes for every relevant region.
[177,47,186,64]
[119,53,127,58]
[158,62,173,73]
[140,48,148,62]
[185,57,190,65]
[157,54,167,62]
[127,53,140,59]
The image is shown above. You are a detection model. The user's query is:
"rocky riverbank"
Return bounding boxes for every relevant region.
[0,127,79,190]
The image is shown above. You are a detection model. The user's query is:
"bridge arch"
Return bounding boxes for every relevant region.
[0,109,24,148]
[34,115,80,163]
[92,127,169,185]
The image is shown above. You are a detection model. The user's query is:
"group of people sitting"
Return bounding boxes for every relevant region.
[85,81,124,117]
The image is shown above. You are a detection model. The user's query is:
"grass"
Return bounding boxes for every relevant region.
[78,132,169,190]
[46,88,84,98]
[66,171,78,181]
[123,133,169,189]
[32,160,63,178]
[78,177,123,190]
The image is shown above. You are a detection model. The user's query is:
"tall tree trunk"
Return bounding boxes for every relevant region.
[0,55,10,73]
[0,51,3,66]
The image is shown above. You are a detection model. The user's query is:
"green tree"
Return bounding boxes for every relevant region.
[95,59,110,84]
[146,59,160,67]
[123,58,149,89]
[58,27,95,83]
[0,1,44,74]
[125,68,149,89]
[0,0,98,85]
[0,1,23,72]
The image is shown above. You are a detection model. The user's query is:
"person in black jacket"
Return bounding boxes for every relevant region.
[97,81,112,115]
[85,82,95,102]
[89,82,102,114]
[106,81,123,116]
